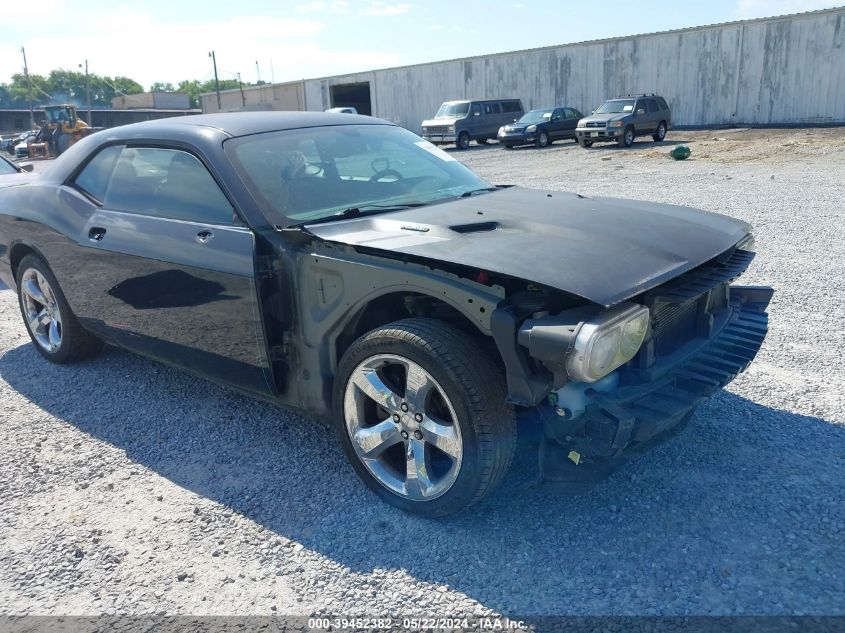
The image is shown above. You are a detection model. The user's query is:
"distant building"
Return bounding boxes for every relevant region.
[112,91,191,110]
[200,7,845,129]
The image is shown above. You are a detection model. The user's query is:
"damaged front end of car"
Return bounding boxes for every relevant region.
[492,242,773,475]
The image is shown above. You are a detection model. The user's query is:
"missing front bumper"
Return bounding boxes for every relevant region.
[539,285,772,467]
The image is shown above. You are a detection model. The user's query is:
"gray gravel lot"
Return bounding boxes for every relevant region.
[1,130,844,617]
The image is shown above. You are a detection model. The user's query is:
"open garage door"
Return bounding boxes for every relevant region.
[330,82,372,115]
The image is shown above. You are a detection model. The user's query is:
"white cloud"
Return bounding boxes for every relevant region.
[295,0,350,13]
[732,0,838,19]
[361,2,412,16]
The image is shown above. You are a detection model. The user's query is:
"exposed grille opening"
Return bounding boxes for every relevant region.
[652,299,700,356]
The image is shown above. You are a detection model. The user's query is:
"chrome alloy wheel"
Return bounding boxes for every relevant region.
[20,268,62,352]
[343,354,463,501]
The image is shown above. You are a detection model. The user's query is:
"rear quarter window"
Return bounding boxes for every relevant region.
[73,145,122,202]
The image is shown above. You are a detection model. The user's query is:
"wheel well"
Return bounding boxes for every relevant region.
[9,243,37,281]
[335,292,494,364]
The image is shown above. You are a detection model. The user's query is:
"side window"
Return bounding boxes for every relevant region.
[73,145,122,202]
[484,103,493,115]
[657,97,669,111]
[471,104,481,117]
[103,147,235,225]
[563,108,579,119]
[490,103,501,114]
[646,99,659,113]
[501,101,520,114]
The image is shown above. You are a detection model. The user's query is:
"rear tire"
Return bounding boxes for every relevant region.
[652,121,667,142]
[16,254,103,364]
[333,318,516,517]
[502,143,514,149]
[477,139,490,145]
[456,132,471,150]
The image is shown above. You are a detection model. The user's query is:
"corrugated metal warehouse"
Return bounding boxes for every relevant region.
[201,7,845,129]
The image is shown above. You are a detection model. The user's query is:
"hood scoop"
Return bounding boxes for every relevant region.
[450,221,499,234]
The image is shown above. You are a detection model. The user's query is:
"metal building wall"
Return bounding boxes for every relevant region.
[302,8,845,130]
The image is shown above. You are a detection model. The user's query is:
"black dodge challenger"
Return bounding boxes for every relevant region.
[0,112,772,516]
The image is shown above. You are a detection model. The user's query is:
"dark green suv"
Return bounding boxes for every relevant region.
[575,94,671,148]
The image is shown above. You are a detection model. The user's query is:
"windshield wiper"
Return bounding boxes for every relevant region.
[460,187,499,198]
[298,202,428,227]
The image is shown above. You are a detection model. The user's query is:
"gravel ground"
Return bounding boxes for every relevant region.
[1,129,844,618]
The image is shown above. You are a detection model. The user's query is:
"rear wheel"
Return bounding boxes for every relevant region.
[16,254,102,363]
[334,318,516,516]
[477,138,490,145]
[652,121,667,142]
[536,130,549,148]
[502,143,514,150]
[456,132,471,150]
[618,126,635,148]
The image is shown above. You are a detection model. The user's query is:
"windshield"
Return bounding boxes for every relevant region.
[0,157,18,175]
[518,110,553,124]
[594,99,636,114]
[226,124,492,225]
[434,102,470,118]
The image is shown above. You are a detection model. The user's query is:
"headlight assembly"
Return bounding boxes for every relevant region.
[609,120,624,128]
[566,303,650,382]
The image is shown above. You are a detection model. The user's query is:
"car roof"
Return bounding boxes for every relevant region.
[102,111,393,140]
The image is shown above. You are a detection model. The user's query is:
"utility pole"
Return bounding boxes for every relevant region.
[237,72,246,108]
[208,50,221,111]
[20,47,34,129]
[255,60,261,83]
[79,59,91,124]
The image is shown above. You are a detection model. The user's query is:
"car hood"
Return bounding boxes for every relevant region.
[581,113,627,123]
[306,188,750,307]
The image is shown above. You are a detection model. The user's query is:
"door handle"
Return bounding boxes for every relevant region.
[88,227,106,242]
[195,229,214,244]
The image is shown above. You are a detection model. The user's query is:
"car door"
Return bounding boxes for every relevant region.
[67,143,273,396]
[563,108,582,137]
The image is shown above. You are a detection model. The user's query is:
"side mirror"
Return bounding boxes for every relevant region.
[591,110,595,114]
[20,163,34,172]
[636,108,646,115]
[513,118,518,122]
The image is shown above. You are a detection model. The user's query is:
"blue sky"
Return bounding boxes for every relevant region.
[0,0,837,89]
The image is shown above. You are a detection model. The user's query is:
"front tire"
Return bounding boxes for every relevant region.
[456,132,471,150]
[16,254,103,363]
[618,126,635,148]
[536,130,549,148]
[577,137,593,148]
[333,318,516,516]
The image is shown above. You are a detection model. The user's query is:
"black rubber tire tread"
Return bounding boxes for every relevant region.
[16,254,103,364]
[652,121,667,142]
[456,132,470,150]
[618,126,635,148]
[333,317,516,517]
[536,131,549,148]
[577,137,592,148]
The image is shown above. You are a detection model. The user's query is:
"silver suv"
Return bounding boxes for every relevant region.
[575,95,671,148]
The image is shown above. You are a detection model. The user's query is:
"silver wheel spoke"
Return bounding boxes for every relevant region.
[420,415,461,460]
[353,420,403,459]
[352,369,402,412]
[343,353,463,502]
[404,438,433,498]
[48,320,61,349]
[28,308,48,333]
[22,279,48,306]
[404,362,434,410]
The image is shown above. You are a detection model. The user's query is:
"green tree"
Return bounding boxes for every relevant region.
[150,81,176,92]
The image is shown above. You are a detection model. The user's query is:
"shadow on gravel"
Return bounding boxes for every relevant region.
[2,342,844,615]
